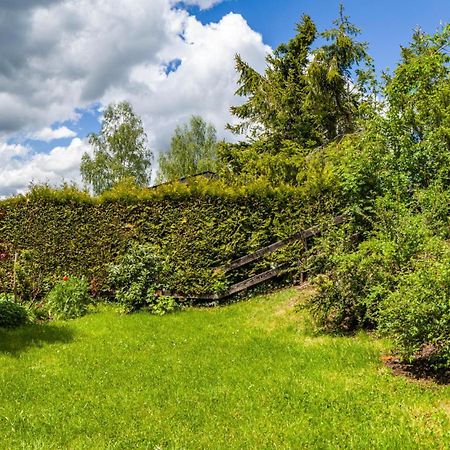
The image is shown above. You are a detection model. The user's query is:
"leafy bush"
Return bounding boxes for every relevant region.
[309,197,432,330]
[379,244,450,367]
[149,296,179,316]
[108,243,168,313]
[0,294,29,328]
[45,277,92,320]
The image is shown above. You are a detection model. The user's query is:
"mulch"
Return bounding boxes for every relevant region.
[382,349,450,385]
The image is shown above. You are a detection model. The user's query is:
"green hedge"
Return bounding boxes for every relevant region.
[0,181,338,297]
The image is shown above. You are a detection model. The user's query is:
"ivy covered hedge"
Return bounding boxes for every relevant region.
[0,180,338,297]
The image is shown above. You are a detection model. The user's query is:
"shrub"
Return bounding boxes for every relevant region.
[45,277,92,320]
[308,196,434,331]
[149,296,179,316]
[379,244,450,367]
[0,294,29,328]
[108,243,168,313]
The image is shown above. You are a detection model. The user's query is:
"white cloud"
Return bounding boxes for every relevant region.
[178,0,224,9]
[0,0,270,196]
[112,12,270,153]
[0,138,91,197]
[30,126,77,142]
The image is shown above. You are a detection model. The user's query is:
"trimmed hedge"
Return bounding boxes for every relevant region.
[0,180,338,297]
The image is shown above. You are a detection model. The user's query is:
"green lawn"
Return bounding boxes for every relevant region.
[0,288,449,449]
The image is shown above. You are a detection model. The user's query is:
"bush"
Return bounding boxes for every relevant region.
[309,197,431,330]
[108,243,168,313]
[45,277,92,320]
[379,244,450,367]
[149,296,179,316]
[0,294,29,328]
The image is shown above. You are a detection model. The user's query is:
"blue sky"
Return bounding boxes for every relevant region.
[30,0,450,143]
[190,0,449,72]
[0,0,448,196]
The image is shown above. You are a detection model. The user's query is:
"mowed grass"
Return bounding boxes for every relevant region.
[0,288,449,449]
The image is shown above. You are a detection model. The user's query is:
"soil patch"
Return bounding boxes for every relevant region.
[383,353,450,385]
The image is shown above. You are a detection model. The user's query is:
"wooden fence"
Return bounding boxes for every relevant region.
[164,214,347,301]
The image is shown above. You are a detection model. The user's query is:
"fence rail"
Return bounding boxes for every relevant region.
[165,214,347,301]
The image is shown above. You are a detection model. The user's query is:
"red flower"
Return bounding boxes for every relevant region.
[63,276,69,282]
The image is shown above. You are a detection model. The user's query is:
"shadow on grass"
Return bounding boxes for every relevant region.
[385,356,450,385]
[0,323,75,356]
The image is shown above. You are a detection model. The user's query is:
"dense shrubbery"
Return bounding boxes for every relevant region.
[45,277,92,320]
[303,25,450,369]
[0,294,29,328]
[108,243,164,311]
[0,180,338,299]
[309,188,450,366]
[380,246,450,367]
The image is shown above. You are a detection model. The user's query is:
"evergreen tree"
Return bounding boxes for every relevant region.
[228,7,373,147]
[228,15,318,146]
[305,5,374,142]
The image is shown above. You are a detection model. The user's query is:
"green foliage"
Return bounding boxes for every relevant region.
[228,7,373,147]
[0,294,29,328]
[149,296,178,316]
[218,140,340,197]
[331,25,450,214]
[228,14,319,145]
[380,243,450,367]
[108,243,167,313]
[305,25,450,369]
[305,5,375,142]
[309,195,437,331]
[45,277,92,320]
[0,181,337,298]
[157,116,218,183]
[81,101,152,195]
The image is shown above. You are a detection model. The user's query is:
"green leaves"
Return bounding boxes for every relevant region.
[229,7,373,149]
[45,277,92,320]
[81,101,152,195]
[157,116,218,183]
[0,294,29,328]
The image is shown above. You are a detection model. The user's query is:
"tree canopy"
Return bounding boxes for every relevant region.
[81,101,152,195]
[157,116,218,183]
[228,7,373,148]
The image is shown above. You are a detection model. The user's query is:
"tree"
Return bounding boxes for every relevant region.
[80,101,152,195]
[305,5,374,142]
[228,15,318,146]
[228,7,373,147]
[157,116,218,183]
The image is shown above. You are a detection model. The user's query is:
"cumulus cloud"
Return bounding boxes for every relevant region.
[0,0,270,196]
[30,126,77,142]
[178,0,224,9]
[0,138,91,197]
[111,12,270,152]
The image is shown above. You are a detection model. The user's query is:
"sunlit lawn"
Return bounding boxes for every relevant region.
[0,288,449,449]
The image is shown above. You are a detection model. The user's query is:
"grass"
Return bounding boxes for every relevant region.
[0,288,449,449]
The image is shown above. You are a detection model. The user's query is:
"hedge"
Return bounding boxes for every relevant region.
[0,180,339,297]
